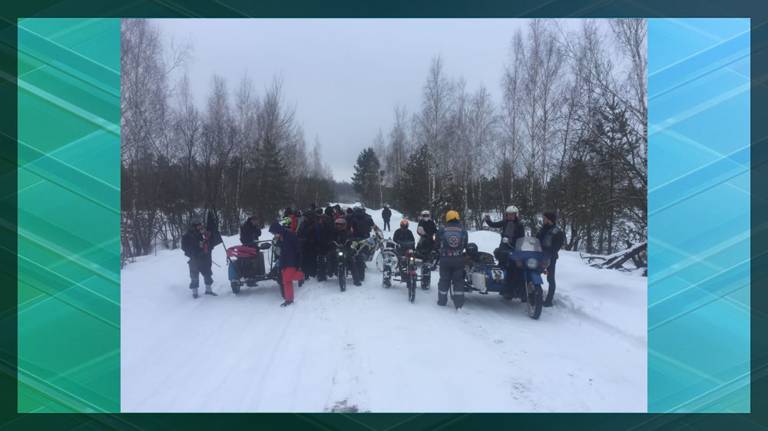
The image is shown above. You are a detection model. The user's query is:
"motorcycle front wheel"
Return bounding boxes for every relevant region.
[383,264,392,288]
[526,282,543,320]
[407,275,416,303]
[339,264,346,292]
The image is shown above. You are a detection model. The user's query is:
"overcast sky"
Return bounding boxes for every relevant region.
[154,19,582,181]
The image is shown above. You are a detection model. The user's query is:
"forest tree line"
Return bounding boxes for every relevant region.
[351,19,647,255]
[121,19,336,259]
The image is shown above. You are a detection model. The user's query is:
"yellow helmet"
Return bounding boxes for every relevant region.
[445,210,460,222]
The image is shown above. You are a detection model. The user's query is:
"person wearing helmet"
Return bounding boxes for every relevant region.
[283,207,298,232]
[416,210,438,255]
[269,221,304,307]
[381,204,392,232]
[484,205,525,248]
[327,217,350,278]
[537,211,565,307]
[437,210,468,309]
[393,218,415,247]
[181,211,223,299]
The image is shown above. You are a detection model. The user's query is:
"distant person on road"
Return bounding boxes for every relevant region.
[382,204,392,231]
[537,211,565,307]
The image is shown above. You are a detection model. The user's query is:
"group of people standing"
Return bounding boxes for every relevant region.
[180,203,564,310]
[264,204,380,306]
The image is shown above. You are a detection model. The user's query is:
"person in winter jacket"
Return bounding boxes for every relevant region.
[315,208,336,281]
[382,205,392,231]
[416,210,438,254]
[181,212,222,298]
[347,206,382,240]
[297,210,318,279]
[239,215,262,246]
[437,210,469,309]
[283,207,299,232]
[537,211,565,307]
[485,205,525,266]
[328,217,350,278]
[269,222,304,307]
[485,205,526,299]
[393,218,415,247]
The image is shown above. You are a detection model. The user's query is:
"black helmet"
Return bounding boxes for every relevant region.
[466,242,478,256]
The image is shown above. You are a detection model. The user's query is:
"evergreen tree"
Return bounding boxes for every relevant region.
[256,137,288,223]
[351,147,382,207]
[395,145,431,218]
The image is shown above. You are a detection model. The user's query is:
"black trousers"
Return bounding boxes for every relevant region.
[545,257,558,303]
[438,256,465,307]
[383,219,391,231]
[188,256,213,289]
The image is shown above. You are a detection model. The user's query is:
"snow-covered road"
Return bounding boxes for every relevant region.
[121,207,647,412]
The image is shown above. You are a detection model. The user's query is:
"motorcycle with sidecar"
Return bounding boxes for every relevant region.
[462,236,549,319]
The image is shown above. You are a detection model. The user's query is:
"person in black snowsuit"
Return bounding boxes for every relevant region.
[239,215,262,246]
[346,207,379,285]
[347,206,374,240]
[393,218,415,247]
[484,206,526,299]
[416,210,438,257]
[297,210,318,279]
[382,205,392,231]
[315,208,336,281]
[537,212,565,307]
[437,210,469,309]
[181,212,222,298]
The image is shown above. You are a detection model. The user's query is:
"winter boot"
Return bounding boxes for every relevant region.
[192,288,199,299]
[280,300,294,307]
[204,284,217,296]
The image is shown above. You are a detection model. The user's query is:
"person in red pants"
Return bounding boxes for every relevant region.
[270,221,304,307]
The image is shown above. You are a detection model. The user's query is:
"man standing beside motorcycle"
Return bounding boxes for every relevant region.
[537,211,565,307]
[484,205,525,299]
[437,210,468,309]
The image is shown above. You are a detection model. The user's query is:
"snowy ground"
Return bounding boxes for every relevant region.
[121,206,647,412]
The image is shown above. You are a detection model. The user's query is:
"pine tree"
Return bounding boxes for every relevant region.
[256,137,288,223]
[395,145,431,218]
[351,148,381,207]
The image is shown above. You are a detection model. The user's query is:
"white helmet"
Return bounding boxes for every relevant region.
[505,205,519,214]
[420,210,431,218]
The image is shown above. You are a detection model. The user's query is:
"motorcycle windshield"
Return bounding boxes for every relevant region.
[515,236,542,252]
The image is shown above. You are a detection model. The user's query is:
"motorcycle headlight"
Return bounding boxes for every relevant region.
[338,252,344,256]
[526,258,538,269]
[410,257,415,262]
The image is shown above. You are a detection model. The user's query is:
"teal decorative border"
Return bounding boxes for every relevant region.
[648,18,750,412]
[17,18,120,413]
[7,9,760,423]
